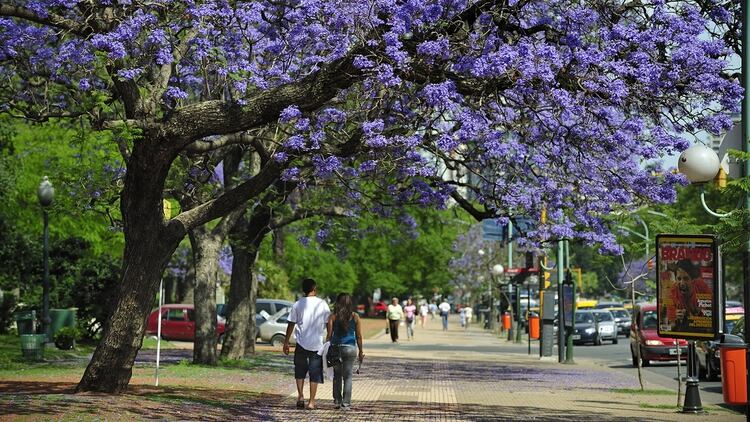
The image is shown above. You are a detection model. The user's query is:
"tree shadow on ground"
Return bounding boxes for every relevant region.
[0,381,681,421]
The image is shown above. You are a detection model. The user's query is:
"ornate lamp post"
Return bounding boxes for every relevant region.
[37,176,54,342]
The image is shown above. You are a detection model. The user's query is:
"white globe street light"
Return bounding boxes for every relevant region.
[491,264,505,276]
[677,144,721,184]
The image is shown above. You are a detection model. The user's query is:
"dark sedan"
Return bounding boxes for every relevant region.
[572,311,600,345]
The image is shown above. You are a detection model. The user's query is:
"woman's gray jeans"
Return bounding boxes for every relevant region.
[332,344,358,407]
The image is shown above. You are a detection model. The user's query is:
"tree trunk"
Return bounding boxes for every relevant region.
[77,142,180,393]
[221,242,254,359]
[221,206,272,359]
[177,265,195,303]
[272,228,285,259]
[189,226,222,365]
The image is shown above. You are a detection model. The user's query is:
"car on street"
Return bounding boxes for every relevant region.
[605,307,631,337]
[572,310,617,345]
[696,306,744,381]
[630,303,687,367]
[258,306,294,347]
[145,303,226,342]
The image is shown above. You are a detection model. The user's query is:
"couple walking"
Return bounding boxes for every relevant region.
[386,297,417,342]
[282,278,364,410]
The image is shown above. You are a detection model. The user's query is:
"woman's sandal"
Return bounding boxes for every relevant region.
[296,399,305,409]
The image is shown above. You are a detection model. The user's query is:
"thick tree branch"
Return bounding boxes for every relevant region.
[163,47,366,146]
[450,190,493,221]
[0,5,93,35]
[167,160,283,234]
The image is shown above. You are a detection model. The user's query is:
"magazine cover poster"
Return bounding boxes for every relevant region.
[656,234,718,340]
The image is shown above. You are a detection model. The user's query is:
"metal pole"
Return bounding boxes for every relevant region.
[42,210,50,342]
[565,240,575,363]
[557,240,565,363]
[156,279,163,386]
[743,0,750,414]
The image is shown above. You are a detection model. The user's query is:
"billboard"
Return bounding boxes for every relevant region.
[655,234,718,340]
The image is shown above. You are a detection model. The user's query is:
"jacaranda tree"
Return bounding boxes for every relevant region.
[0,0,740,393]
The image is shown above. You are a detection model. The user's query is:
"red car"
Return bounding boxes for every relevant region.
[372,301,388,317]
[145,304,226,342]
[630,303,687,366]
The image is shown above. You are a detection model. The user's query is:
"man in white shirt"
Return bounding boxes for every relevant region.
[439,300,451,331]
[283,278,330,410]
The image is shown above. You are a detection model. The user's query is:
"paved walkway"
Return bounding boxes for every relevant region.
[270,315,743,421]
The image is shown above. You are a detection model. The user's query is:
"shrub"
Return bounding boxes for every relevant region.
[53,326,81,350]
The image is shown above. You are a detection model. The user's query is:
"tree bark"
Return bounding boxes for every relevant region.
[176,265,195,303]
[220,242,254,359]
[221,208,271,359]
[188,226,223,365]
[272,228,285,260]
[76,141,181,393]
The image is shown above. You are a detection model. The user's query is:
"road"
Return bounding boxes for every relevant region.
[547,334,729,407]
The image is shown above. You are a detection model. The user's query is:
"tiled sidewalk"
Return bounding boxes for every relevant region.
[267,316,743,421]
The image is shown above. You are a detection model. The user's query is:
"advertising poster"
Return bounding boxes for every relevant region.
[655,234,718,340]
[562,285,574,328]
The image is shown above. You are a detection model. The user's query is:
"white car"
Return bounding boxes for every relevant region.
[258,307,294,347]
[592,310,618,344]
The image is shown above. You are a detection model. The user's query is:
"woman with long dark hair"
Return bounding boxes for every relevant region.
[326,293,364,410]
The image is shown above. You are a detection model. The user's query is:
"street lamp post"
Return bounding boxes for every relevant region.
[677,144,740,414]
[37,176,54,342]
[491,263,504,335]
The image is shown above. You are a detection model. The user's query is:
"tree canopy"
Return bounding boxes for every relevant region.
[0,0,742,393]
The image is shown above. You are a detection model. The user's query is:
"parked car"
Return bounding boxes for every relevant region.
[216,299,293,339]
[258,307,294,347]
[630,303,687,367]
[605,307,631,336]
[145,304,225,342]
[572,310,617,345]
[373,301,388,317]
[696,307,745,381]
[216,298,293,319]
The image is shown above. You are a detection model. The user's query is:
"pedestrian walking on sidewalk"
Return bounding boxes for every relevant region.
[326,293,364,410]
[459,307,466,328]
[464,305,473,328]
[387,297,404,343]
[429,301,438,320]
[439,300,451,331]
[419,302,429,328]
[404,298,416,340]
[283,278,330,410]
